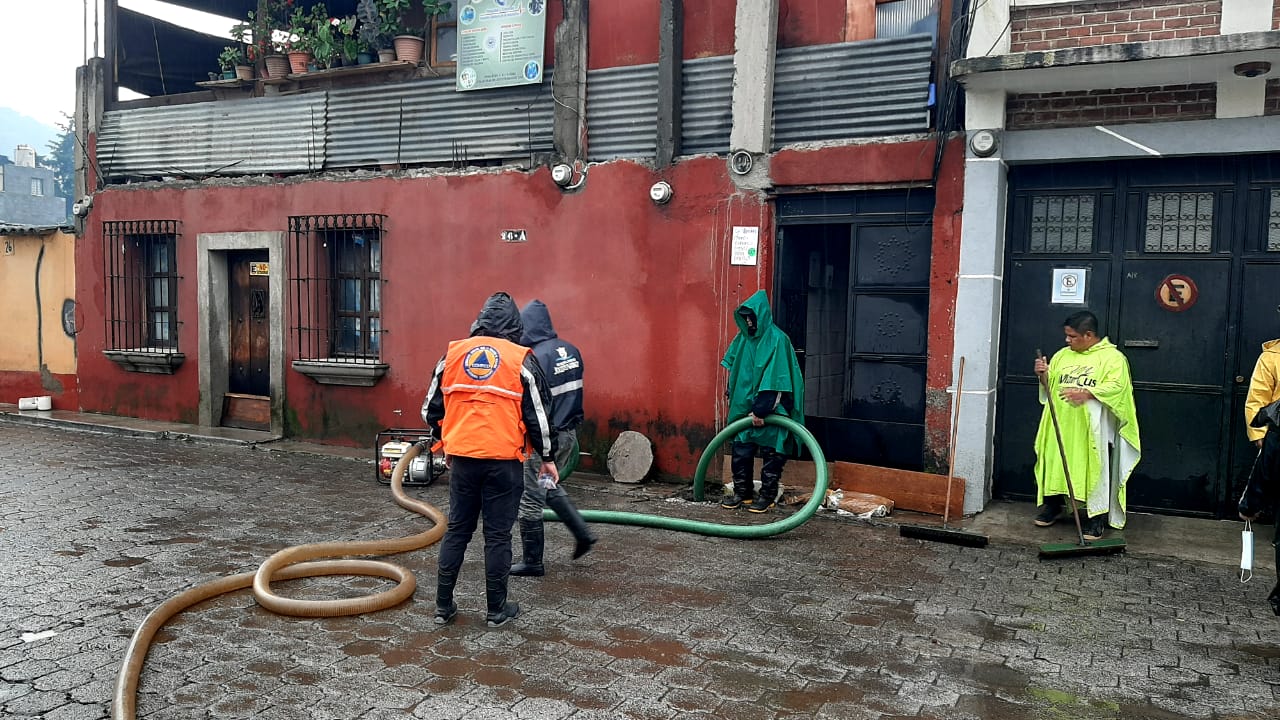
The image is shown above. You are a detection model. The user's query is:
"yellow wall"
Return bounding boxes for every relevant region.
[0,231,77,374]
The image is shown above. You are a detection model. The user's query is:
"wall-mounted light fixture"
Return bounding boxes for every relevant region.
[1233,61,1272,78]
[649,181,674,205]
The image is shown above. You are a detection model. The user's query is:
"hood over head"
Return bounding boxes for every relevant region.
[734,290,776,337]
[470,292,524,343]
[520,299,558,345]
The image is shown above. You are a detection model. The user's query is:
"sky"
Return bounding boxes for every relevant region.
[0,0,236,128]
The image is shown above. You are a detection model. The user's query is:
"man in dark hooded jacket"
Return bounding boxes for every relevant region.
[720,289,806,513]
[510,300,597,577]
[421,292,557,627]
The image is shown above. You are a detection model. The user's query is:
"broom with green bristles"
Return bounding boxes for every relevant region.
[1036,350,1126,559]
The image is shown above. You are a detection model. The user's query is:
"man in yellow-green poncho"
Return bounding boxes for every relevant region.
[1033,310,1141,540]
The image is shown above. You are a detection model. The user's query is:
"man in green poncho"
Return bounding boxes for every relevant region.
[720,290,806,514]
[1033,310,1141,540]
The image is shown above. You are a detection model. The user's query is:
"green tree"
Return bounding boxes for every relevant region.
[42,113,75,220]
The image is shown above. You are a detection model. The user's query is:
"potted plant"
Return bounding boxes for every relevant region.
[217,46,243,80]
[310,15,340,69]
[356,0,387,63]
[378,0,426,65]
[335,16,361,66]
[287,3,321,73]
[238,1,292,79]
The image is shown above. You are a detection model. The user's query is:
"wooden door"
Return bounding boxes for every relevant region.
[223,251,270,430]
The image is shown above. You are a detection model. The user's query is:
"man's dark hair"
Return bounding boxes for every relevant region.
[1064,311,1099,336]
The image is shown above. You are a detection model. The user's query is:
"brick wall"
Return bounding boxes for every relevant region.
[1267,80,1280,116]
[1274,0,1280,30]
[1010,0,1223,52]
[1006,84,1216,130]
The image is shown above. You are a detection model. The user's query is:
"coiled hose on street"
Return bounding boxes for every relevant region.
[114,415,826,719]
[546,415,828,538]
[111,448,448,720]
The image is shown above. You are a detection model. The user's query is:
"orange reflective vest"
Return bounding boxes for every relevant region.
[436,336,531,461]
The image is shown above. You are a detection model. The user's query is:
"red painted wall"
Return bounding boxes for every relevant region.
[0,373,78,410]
[77,158,773,477]
[590,0,871,68]
[78,139,964,478]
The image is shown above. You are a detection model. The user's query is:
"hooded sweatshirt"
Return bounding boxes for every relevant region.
[520,300,585,433]
[1246,339,1280,443]
[721,290,806,454]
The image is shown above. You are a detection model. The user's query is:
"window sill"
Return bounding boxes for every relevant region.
[104,349,186,375]
[293,359,389,387]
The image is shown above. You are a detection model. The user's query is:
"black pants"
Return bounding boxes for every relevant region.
[437,457,523,582]
[1241,427,1280,615]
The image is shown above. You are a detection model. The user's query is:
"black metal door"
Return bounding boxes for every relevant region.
[1117,258,1230,512]
[996,154,1280,518]
[776,191,933,470]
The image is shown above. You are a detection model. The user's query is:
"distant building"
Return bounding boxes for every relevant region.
[0,145,67,228]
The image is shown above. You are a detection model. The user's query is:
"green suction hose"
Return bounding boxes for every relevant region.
[543,415,828,538]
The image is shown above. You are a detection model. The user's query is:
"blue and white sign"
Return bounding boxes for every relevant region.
[456,0,548,92]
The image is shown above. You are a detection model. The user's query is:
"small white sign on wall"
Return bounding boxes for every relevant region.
[731,226,759,266]
[1051,268,1088,305]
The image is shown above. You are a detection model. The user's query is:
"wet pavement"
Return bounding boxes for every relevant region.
[0,419,1277,719]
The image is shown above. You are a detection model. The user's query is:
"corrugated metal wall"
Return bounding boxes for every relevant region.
[97,94,328,179]
[876,0,939,40]
[585,64,659,161]
[681,55,734,157]
[326,78,554,168]
[591,36,933,159]
[97,35,934,178]
[772,35,934,149]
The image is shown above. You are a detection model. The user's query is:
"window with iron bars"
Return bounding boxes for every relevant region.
[102,220,181,351]
[289,214,386,363]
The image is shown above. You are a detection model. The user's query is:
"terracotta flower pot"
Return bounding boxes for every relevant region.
[287,51,312,75]
[377,49,396,63]
[393,35,425,65]
[234,64,254,81]
[264,54,290,79]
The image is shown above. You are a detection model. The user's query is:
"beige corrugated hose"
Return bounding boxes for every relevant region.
[112,444,446,720]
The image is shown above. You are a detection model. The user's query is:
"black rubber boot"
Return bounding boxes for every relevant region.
[547,493,597,560]
[723,441,756,509]
[510,519,545,577]
[750,448,786,514]
[485,577,520,627]
[435,569,458,625]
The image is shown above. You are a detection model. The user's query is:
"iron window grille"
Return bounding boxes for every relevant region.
[1027,194,1096,254]
[289,214,386,363]
[1144,192,1214,253]
[102,220,181,351]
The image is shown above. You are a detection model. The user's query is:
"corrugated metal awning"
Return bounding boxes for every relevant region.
[326,77,554,168]
[98,94,328,179]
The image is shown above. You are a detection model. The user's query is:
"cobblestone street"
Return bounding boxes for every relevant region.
[0,422,1277,719]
